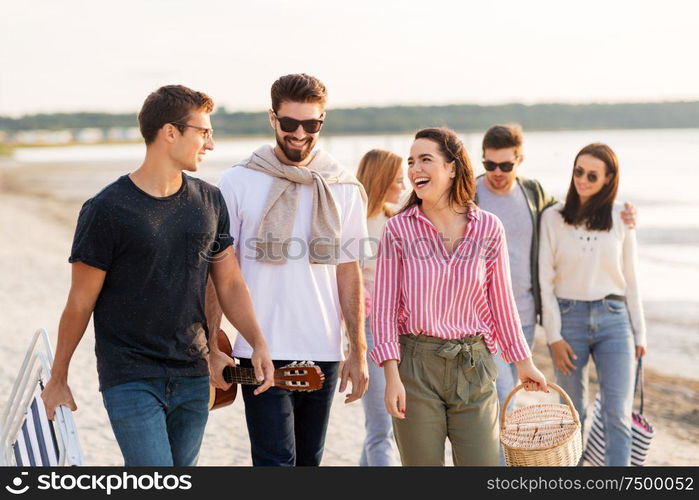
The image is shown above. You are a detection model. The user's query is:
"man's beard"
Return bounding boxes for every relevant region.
[275,130,316,163]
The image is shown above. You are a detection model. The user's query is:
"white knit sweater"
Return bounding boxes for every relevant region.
[539,201,646,347]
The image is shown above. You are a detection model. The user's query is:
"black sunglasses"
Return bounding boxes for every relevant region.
[482,160,516,172]
[273,113,324,134]
[574,167,599,183]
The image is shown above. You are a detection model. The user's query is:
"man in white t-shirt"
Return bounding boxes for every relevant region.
[206,73,370,466]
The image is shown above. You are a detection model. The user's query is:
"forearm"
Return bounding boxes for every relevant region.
[337,262,366,357]
[538,266,562,344]
[514,356,534,369]
[51,305,92,381]
[205,276,223,352]
[538,215,562,344]
[487,285,530,362]
[369,281,402,366]
[486,231,530,362]
[623,228,647,346]
[216,279,266,350]
[382,359,400,380]
[369,228,403,365]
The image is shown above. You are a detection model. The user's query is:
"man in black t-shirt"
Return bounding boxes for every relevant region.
[41,85,274,466]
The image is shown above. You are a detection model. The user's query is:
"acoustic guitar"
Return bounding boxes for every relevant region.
[208,329,325,410]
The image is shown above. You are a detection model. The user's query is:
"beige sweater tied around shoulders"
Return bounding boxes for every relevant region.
[239,144,367,265]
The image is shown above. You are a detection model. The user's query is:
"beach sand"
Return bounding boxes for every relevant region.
[1,161,697,466]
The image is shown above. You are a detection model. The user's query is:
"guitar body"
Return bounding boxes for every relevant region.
[208,329,325,411]
[208,330,237,411]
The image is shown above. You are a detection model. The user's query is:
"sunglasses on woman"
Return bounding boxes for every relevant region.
[482,160,516,172]
[574,167,599,183]
[274,113,324,134]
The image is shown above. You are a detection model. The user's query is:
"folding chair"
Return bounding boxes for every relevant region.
[0,328,84,466]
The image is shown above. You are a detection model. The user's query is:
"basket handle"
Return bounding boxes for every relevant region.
[499,382,580,432]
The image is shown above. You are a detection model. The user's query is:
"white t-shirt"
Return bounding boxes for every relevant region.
[218,153,369,361]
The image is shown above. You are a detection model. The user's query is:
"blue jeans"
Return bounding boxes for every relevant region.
[552,297,635,466]
[239,358,339,466]
[360,319,397,466]
[495,324,536,412]
[101,376,210,466]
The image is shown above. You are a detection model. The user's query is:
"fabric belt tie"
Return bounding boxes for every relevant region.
[435,341,475,365]
[436,340,476,401]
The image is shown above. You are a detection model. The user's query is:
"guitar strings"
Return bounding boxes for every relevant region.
[223,367,314,386]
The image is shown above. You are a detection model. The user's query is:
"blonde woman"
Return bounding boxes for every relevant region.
[356,149,405,466]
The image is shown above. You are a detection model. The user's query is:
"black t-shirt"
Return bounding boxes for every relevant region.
[69,173,234,391]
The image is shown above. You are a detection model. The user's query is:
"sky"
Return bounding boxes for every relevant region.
[1,0,699,117]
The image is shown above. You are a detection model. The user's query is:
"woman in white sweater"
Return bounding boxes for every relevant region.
[539,143,647,466]
[356,149,405,466]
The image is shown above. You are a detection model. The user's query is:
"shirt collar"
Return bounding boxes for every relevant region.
[403,203,480,222]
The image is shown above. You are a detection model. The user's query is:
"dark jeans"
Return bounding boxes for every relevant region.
[238,358,340,466]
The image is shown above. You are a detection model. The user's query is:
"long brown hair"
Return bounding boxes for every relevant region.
[356,149,403,218]
[561,143,619,231]
[400,128,476,215]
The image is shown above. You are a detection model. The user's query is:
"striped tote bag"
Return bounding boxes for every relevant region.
[583,358,655,466]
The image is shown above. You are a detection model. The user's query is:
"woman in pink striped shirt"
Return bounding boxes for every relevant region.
[371,128,548,465]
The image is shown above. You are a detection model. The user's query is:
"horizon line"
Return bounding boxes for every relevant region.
[3,98,699,120]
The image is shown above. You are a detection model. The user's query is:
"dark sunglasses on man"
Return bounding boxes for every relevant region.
[482,159,517,172]
[273,112,324,134]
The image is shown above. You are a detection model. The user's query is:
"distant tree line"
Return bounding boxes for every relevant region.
[2,101,699,135]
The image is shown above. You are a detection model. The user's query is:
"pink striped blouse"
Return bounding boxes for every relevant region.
[370,204,532,366]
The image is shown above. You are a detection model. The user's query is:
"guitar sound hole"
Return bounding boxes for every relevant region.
[285,381,310,387]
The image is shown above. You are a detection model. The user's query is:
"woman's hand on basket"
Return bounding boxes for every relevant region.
[515,357,549,393]
[383,360,406,419]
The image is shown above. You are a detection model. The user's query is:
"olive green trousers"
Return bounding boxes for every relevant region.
[393,334,500,466]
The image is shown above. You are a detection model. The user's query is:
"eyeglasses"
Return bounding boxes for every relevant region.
[171,122,214,141]
[482,159,517,172]
[574,167,599,183]
[273,113,324,134]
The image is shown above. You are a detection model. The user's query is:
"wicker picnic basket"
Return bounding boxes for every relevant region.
[500,382,582,466]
